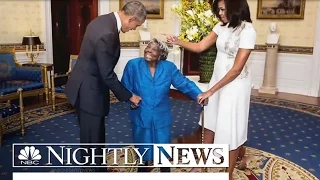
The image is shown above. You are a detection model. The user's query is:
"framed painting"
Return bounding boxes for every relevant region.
[119,0,164,19]
[257,0,306,19]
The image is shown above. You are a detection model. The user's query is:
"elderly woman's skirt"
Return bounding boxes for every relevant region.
[132,124,171,161]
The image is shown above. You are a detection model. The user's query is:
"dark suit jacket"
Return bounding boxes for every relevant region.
[65,13,132,116]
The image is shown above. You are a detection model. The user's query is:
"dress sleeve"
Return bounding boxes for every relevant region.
[212,22,222,35]
[171,63,202,100]
[239,25,257,49]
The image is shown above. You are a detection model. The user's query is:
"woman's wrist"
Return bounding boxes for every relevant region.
[209,88,215,93]
[175,39,182,46]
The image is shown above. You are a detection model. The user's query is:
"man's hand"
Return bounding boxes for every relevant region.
[130,94,141,107]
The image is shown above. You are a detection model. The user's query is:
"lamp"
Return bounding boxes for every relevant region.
[22,30,42,64]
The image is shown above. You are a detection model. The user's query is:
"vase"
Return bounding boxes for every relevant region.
[198,46,217,83]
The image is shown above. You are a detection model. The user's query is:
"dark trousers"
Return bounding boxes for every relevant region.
[76,107,106,172]
[137,161,170,172]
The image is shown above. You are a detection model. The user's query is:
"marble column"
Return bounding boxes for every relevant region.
[258,43,279,95]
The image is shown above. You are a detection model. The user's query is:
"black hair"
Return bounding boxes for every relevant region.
[212,0,252,28]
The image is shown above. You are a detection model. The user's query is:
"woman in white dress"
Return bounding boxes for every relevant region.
[167,0,256,178]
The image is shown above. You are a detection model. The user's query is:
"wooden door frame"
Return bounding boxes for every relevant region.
[71,0,99,54]
[44,0,54,64]
[177,0,214,76]
[44,0,105,65]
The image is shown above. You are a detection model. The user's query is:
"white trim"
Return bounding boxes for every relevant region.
[98,0,110,15]
[309,8,320,97]
[173,0,183,71]
[174,18,181,36]
[173,0,180,36]
[113,49,315,96]
[43,0,109,65]
[15,52,47,65]
[172,5,320,97]
[44,0,53,64]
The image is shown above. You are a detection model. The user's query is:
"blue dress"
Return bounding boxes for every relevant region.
[121,57,202,161]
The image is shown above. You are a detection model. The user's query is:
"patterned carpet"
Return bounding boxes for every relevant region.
[0,96,319,180]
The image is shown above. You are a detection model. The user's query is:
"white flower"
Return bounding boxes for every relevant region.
[204,19,211,26]
[196,0,204,4]
[186,10,194,17]
[204,10,213,17]
[171,4,180,11]
[186,26,199,41]
[197,13,205,21]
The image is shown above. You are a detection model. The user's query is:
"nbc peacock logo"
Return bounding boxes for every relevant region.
[18,146,42,165]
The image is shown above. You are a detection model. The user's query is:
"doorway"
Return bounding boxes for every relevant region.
[51,0,98,74]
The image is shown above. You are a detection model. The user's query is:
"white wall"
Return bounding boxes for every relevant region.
[248,52,314,96]
[15,0,111,66]
[313,7,320,97]
[113,49,316,96]
[115,48,181,81]
[98,0,110,15]
[21,0,320,97]
[15,51,48,65]
[169,3,320,97]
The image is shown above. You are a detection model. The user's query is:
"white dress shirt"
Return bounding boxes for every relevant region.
[114,12,121,33]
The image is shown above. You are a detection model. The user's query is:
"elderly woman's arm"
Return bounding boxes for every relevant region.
[170,63,202,100]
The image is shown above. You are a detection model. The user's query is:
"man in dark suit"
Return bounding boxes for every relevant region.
[64,1,147,171]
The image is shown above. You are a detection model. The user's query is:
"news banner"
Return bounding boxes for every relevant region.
[12,143,229,179]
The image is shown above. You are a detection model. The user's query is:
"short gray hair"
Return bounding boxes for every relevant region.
[148,38,169,60]
[121,1,147,22]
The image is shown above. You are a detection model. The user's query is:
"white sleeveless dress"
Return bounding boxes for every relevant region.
[199,21,257,151]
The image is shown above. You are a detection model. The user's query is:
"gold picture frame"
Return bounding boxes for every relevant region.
[257,0,306,19]
[119,0,164,19]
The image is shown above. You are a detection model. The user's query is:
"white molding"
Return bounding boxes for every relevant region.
[173,0,180,36]
[171,8,319,97]
[115,48,181,80]
[115,49,139,80]
[173,0,183,71]
[310,8,320,97]
[114,49,315,96]
[15,52,47,65]
[44,0,53,64]
[43,0,109,66]
[173,15,181,36]
[248,52,313,96]
[42,0,319,97]
[98,0,110,15]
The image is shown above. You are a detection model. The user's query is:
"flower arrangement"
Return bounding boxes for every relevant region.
[171,0,219,42]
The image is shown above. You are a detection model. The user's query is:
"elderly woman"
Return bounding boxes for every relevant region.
[121,38,202,172]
